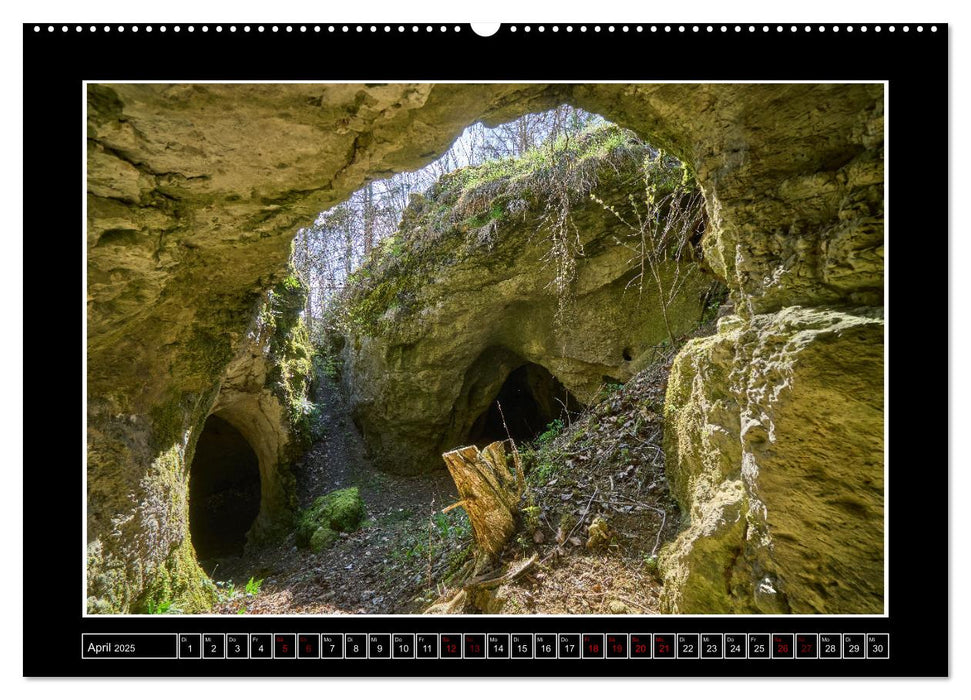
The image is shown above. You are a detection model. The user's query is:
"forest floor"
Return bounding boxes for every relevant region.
[422,343,687,615]
[210,318,719,615]
[211,375,466,614]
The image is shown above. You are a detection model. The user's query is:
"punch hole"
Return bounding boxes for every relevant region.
[465,22,491,35]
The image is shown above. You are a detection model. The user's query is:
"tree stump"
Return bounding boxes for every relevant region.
[441,439,524,573]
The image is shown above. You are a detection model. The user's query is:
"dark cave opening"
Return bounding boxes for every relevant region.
[467,363,582,446]
[189,414,261,564]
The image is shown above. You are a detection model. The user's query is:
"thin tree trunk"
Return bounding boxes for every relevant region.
[363,182,375,256]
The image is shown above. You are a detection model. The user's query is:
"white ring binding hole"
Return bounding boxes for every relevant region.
[471,23,501,37]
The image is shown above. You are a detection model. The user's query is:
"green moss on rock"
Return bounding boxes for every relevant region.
[309,526,339,552]
[295,487,365,549]
[341,124,685,336]
[259,271,319,453]
[136,539,217,614]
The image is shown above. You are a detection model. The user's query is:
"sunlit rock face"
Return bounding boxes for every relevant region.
[86,83,883,614]
[339,133,712,477]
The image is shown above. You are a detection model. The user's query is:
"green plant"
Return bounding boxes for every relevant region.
[535,418,565,447]
[522,504,542,531]
[146,599,177,615]
[213,580,238,603]
[529,455,560,485]
[245,576,264,596]
[314,349,340,380]
[597,381,625,401]
[643,554,661,580]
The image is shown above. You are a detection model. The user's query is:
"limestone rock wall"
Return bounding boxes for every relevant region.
[339,144,712,474]
[86,82,884,614]
[662,308,884,613]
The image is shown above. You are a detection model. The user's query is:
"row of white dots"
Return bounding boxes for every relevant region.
[35,25,464,33]
[33,24,939,34]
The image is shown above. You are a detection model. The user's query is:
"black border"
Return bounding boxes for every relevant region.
[23,22,948,678]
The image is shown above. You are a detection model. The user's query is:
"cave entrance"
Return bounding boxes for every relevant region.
[189,414,261,564]
[467,363,581,446]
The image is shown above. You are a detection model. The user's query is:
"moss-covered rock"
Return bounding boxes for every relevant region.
[341,127,712,473]
[296,487,366,550]
[660,307,884,614]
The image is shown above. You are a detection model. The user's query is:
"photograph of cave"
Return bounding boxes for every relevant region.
[85,83,884,615]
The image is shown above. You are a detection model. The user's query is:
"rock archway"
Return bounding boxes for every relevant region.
[445,346,583,450]
[86,83,884,615]
[467,362,580,446]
